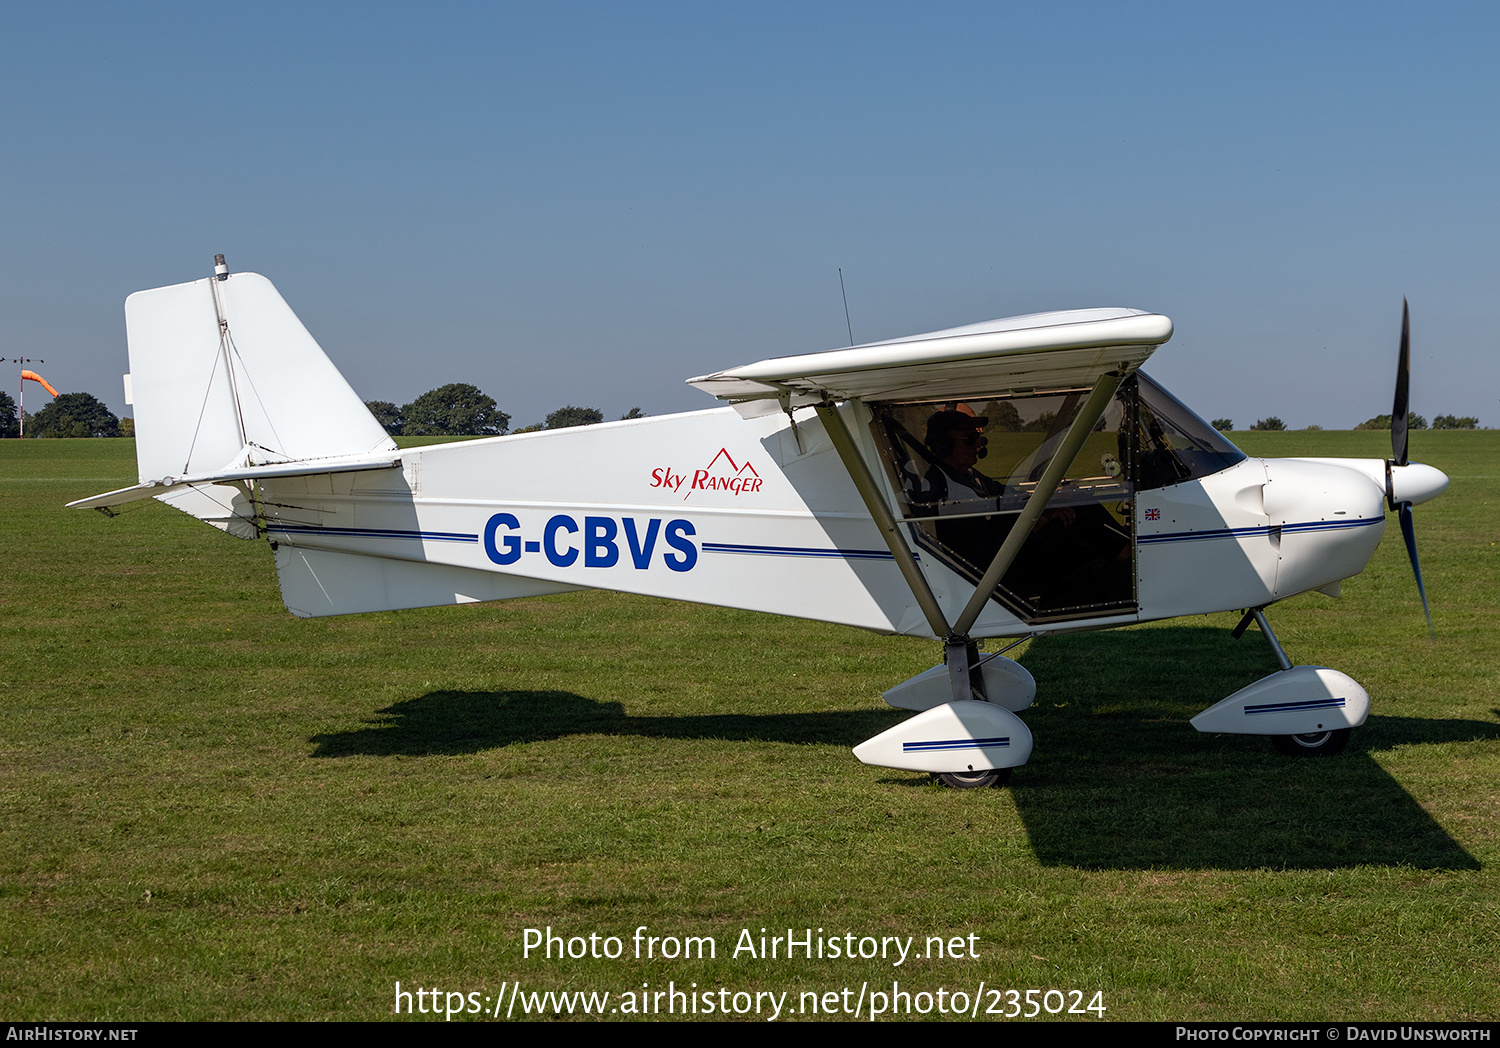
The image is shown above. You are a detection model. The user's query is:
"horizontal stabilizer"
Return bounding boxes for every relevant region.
[67,452,402,513]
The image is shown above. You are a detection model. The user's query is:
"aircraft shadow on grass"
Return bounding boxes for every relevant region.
[309,691,905,759]
[309,626,1493,872]
[1008,627,1492,871]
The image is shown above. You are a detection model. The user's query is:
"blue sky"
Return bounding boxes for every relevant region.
[2,2,1495,429]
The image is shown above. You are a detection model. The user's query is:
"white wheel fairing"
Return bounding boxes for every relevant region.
[1190,666,1369,736]
[853,700,1033,773]
[882,656,1036,712]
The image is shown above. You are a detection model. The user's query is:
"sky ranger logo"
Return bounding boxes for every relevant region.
[650,448,764,500]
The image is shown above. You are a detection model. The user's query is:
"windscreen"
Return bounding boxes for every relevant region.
[1133,373,1246,489]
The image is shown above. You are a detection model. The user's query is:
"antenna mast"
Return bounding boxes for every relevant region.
[838,268,854,346]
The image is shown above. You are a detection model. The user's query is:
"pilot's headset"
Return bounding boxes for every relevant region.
[926,409,989,460]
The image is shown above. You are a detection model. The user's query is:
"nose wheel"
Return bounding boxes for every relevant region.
[1271,728,1351,757]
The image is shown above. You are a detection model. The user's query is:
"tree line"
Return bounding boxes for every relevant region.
[0,383,645,439]
[362,383,643,437]
[1,384,1481,438]
[0,391,122,438]
[1210,412,1480,433]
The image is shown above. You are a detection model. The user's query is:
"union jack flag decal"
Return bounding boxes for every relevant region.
[1145,508,1161,521]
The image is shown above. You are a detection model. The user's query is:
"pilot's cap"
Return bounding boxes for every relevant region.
[926,409,989,441]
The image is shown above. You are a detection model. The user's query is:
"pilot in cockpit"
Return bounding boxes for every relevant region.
[898,408,1011,568]
[886,395,1135,612]
[906,408,999,508]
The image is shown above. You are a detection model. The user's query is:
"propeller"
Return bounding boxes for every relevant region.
[1391,299,1410,469]
[1385,298,1434,636]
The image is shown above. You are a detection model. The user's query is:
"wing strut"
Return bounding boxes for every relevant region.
[817,373,1120,707]
[951,373,1122,635]
[815,402,952,639]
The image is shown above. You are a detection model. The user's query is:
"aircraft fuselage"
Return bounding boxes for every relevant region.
[263,398,1436,641]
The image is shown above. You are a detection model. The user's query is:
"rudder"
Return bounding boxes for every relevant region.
[125,265,396,535]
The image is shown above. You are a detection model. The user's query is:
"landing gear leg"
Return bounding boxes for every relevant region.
[1231,605,1292,671]
[1217,608,1361,756]
[944,635,987,703]
[927,638,1012,788]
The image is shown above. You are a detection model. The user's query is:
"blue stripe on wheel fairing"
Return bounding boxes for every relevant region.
[902,736,1010,753]
[1244,697,1346,716]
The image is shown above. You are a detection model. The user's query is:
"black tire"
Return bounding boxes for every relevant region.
[932,767,1013,789]
[1271,728,1351,757]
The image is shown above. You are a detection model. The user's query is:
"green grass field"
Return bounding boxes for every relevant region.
[1,431,1496,1021]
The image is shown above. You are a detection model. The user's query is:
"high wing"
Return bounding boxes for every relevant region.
[687,307,1173,415]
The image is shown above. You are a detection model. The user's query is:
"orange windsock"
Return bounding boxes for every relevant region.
[21,370,58,397]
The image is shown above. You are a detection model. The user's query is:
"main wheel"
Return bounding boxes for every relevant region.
[1271,728,1351,757]
[932,767,1012,789]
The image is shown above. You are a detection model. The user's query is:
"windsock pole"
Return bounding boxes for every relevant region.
[4,358,53,437]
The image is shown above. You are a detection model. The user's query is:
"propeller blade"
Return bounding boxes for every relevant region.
[1397,502,1434,637]
[1392,298,1410,467]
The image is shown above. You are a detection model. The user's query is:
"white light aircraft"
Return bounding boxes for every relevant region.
[72,258,1449,787]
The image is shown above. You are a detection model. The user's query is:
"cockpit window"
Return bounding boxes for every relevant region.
[1133,373,1246,490]
[867,371,1245,624]
[872,390,1135,623]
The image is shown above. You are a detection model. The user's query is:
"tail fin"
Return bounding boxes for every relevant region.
[121,267,396,535]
